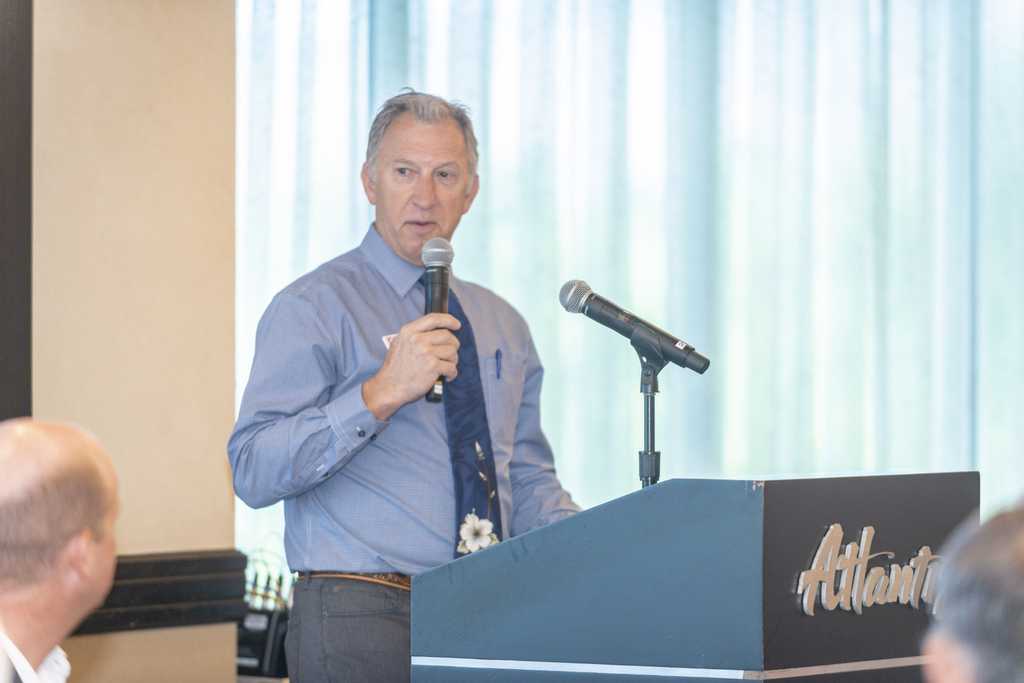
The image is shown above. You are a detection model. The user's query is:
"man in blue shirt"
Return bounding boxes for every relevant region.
[228,91,579,682]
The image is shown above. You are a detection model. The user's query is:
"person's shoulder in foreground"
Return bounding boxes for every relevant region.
[922,502,1024,683]
[0,419,120,683]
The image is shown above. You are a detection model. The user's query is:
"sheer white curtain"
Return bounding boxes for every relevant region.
[236,0,1024,565]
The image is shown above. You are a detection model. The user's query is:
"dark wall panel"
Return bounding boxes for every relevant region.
[0,0,33,420]
[75,550,248,635]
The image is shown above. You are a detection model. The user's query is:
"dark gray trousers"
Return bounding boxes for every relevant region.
[286,576,411,683]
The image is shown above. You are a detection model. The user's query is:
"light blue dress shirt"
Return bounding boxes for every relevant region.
[228,226,579,575]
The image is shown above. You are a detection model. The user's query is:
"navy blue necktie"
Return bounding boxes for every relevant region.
[421,275,503,557]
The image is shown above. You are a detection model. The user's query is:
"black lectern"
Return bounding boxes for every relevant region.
[412,473,978,682]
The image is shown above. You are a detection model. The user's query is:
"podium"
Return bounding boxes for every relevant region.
[412,473,978,682]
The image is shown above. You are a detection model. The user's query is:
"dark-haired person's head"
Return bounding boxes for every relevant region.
[923,505,1024,683]
[0,419,120,676]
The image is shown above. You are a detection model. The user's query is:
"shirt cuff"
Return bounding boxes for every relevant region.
[323,385,390,457]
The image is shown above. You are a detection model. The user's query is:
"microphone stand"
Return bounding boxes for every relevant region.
[630,325,669,488]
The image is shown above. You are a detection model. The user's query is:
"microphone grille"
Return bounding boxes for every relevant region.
[421,237,454,268]
[559,280,592,314]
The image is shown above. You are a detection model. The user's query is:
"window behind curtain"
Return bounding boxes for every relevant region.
[235,0,1024,573]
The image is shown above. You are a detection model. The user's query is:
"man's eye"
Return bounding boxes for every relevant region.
[396,167,412,177]
[437,170,455,181]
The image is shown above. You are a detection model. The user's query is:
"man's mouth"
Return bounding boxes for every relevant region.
[405,220,437,233]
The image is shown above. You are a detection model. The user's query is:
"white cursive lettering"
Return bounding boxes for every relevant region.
[797,524,940,616]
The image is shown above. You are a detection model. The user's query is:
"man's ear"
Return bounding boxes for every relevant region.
[361,163,378,205]
[462,174,480,215]
[922,631,975,683]
[58,529,95,590]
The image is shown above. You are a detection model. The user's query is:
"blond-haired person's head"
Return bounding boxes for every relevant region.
[0,419,120,675]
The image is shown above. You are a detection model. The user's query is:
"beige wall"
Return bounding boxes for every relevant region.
[62,625,236,683]
[32,0,236,680]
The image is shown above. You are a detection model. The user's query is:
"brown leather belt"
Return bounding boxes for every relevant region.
[296,571,411,591]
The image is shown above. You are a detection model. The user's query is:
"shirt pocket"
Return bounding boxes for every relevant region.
[481,351,527,453]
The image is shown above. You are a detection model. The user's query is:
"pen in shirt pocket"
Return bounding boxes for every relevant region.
[495,348,502,379]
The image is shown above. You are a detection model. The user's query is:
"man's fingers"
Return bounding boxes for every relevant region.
[404,313,461,334]
[374,314,464,402]
[419,329,460,349]
[437,360,458,381]
[433,345,459,363]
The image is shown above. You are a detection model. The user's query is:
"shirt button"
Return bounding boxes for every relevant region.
[357,428,366,438]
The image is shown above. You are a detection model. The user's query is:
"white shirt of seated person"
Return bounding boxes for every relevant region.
[0,623,70,683]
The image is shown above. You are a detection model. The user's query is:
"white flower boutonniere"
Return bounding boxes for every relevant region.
[457,512,499,554]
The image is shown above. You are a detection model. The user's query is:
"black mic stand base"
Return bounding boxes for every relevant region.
[639,449,661,488]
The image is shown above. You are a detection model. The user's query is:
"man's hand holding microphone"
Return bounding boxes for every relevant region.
[362,238,458,420]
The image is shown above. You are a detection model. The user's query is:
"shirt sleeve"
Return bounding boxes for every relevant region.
[227,292,388,508]
[508,335,581,535]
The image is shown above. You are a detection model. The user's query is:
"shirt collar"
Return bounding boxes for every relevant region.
[0,629,70,683]
[359,224,426,299]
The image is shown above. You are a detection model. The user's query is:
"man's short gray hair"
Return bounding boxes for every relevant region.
[365,89,479,178]
[929,506,1024,683]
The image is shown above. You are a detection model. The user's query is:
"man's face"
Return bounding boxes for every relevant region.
[361,113,479,265]
[51,456,120,618]
[83,462,120,610]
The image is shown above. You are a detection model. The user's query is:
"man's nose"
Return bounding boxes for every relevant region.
[412,174,437,208]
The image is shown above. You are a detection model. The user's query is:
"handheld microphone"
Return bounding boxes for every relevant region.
[559,279,710,374]
[422,238,454,402]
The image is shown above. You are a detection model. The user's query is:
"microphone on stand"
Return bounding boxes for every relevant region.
[560,279,709,489]
[422,237,454,402]
[559,279,710,374]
